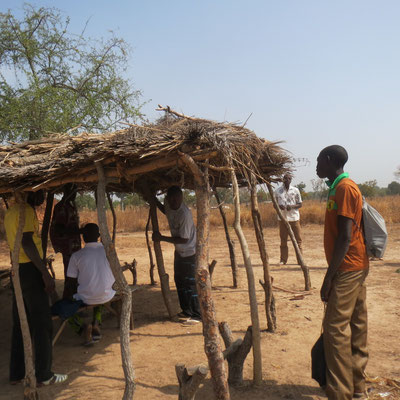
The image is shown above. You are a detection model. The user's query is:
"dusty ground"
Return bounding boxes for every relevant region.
[0,224,399,400]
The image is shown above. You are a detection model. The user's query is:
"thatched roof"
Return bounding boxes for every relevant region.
[0,108,292,195]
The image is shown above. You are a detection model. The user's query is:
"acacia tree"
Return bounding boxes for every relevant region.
[0,4,142,141]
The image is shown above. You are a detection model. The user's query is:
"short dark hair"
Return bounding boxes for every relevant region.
[81,223,100,242]
[167,185,182,197]
[320,145,348,168]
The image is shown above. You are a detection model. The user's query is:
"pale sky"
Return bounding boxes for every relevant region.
[2,1,400,190]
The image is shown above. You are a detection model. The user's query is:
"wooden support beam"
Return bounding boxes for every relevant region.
[219,322,253,386]
[41,191,54,260]
[266,182,311,291]
[179,152,230,400]
[250,180,276,332]
[147,195,174,318]
[213,189,238,288]
[175,363,208,400]
[231,170,263,386]
[106,191,117,243]
[11,194,39,399]
[145,210,157,285]
[95,161,136,400]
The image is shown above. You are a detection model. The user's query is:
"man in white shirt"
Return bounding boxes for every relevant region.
[152,186,201,322]
[65,223,115,343]
[274,174,303,265]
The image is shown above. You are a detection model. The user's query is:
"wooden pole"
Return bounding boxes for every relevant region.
[145,210,156,285]
[175,363,208,400]
[95,161,135,400]
[41,191,54,260]
[11,194,39,399]
[231,171,263,386]
[106,191,117,244]
[147,195,174,318]
[213,189,238,288]
[179,152,230,400]
[219,322,253,386]
[250,181,276,332]
[266,183,311,291]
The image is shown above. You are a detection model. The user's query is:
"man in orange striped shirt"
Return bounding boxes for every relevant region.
[316,145,369,400]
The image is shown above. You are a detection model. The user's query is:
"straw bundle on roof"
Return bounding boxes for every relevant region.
[0,107,292,194]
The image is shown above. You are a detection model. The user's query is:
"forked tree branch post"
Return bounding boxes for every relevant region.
[266,183,311,291]
[250,181,276,332]
[95,161,135,400]
[106,191,117,244]
[230,170,263,386]
[219,322,253,386]
[144,188,174,318]
[175,363,208,400]
[145,210,156,285]
[213,189,238,288]
[179,152,230,400]
[11,193,39,399]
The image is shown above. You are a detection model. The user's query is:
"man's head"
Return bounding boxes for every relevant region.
[316,145,348,179]
[283,173,292,190]
[62,183,77,202]
[166,185,183,210]
[81,223,100,243]
[26,190,45,208]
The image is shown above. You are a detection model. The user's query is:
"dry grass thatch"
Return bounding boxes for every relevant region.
[0,106,292,195]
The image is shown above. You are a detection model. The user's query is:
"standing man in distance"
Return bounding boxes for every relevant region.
[316,145,369,400]
[151,186,201,323]
[5,190,67,386]
[274,173,303,265]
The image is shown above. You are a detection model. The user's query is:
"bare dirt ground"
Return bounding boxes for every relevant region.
[0,224,399,400]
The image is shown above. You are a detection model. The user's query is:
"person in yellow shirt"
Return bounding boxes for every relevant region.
[5,190,67,386]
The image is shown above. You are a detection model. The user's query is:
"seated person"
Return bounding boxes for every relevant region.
[56,223,115,345]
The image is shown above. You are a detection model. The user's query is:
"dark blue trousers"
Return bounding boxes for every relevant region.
[10,262,53,383]
[174,252,201,319]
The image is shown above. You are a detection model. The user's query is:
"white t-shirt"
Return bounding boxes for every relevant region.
[165,202,196,257]
[67,242,116,305]
[274,185,302,222]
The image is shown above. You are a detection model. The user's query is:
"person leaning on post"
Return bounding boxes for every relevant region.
[4,190,68,386]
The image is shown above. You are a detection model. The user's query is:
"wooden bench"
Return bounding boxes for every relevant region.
[52,286,137,346]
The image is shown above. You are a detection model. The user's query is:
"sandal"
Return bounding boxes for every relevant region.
[38,373,68,386]
[92,326,102,341]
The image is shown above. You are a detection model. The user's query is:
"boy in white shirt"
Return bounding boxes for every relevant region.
[64,223,115,344]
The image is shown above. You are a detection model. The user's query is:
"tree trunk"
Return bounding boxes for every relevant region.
[179,152,230,400]
[219,322,253,386]
[106,191,117,244]
[266,183,311,291]
[213,189,238,288]
[145,210,156,285]
[12,196,39,399]
[148,199,174,318]
[95,162,135,400]
[231,171,263,386]
[175,363,208,400]
[250,182,276,332]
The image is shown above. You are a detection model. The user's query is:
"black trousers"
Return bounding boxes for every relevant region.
[10,262,53,382]
[174,252,201,319]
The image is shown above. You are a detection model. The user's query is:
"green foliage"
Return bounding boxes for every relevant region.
[358,180,379,198]
[75,193,96,210]
[387,181,400,195]
[310,178,328,201]
[257,187,271,203]
[0,4,142,141]
[123,193,146,207]
[182,190,196,207]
